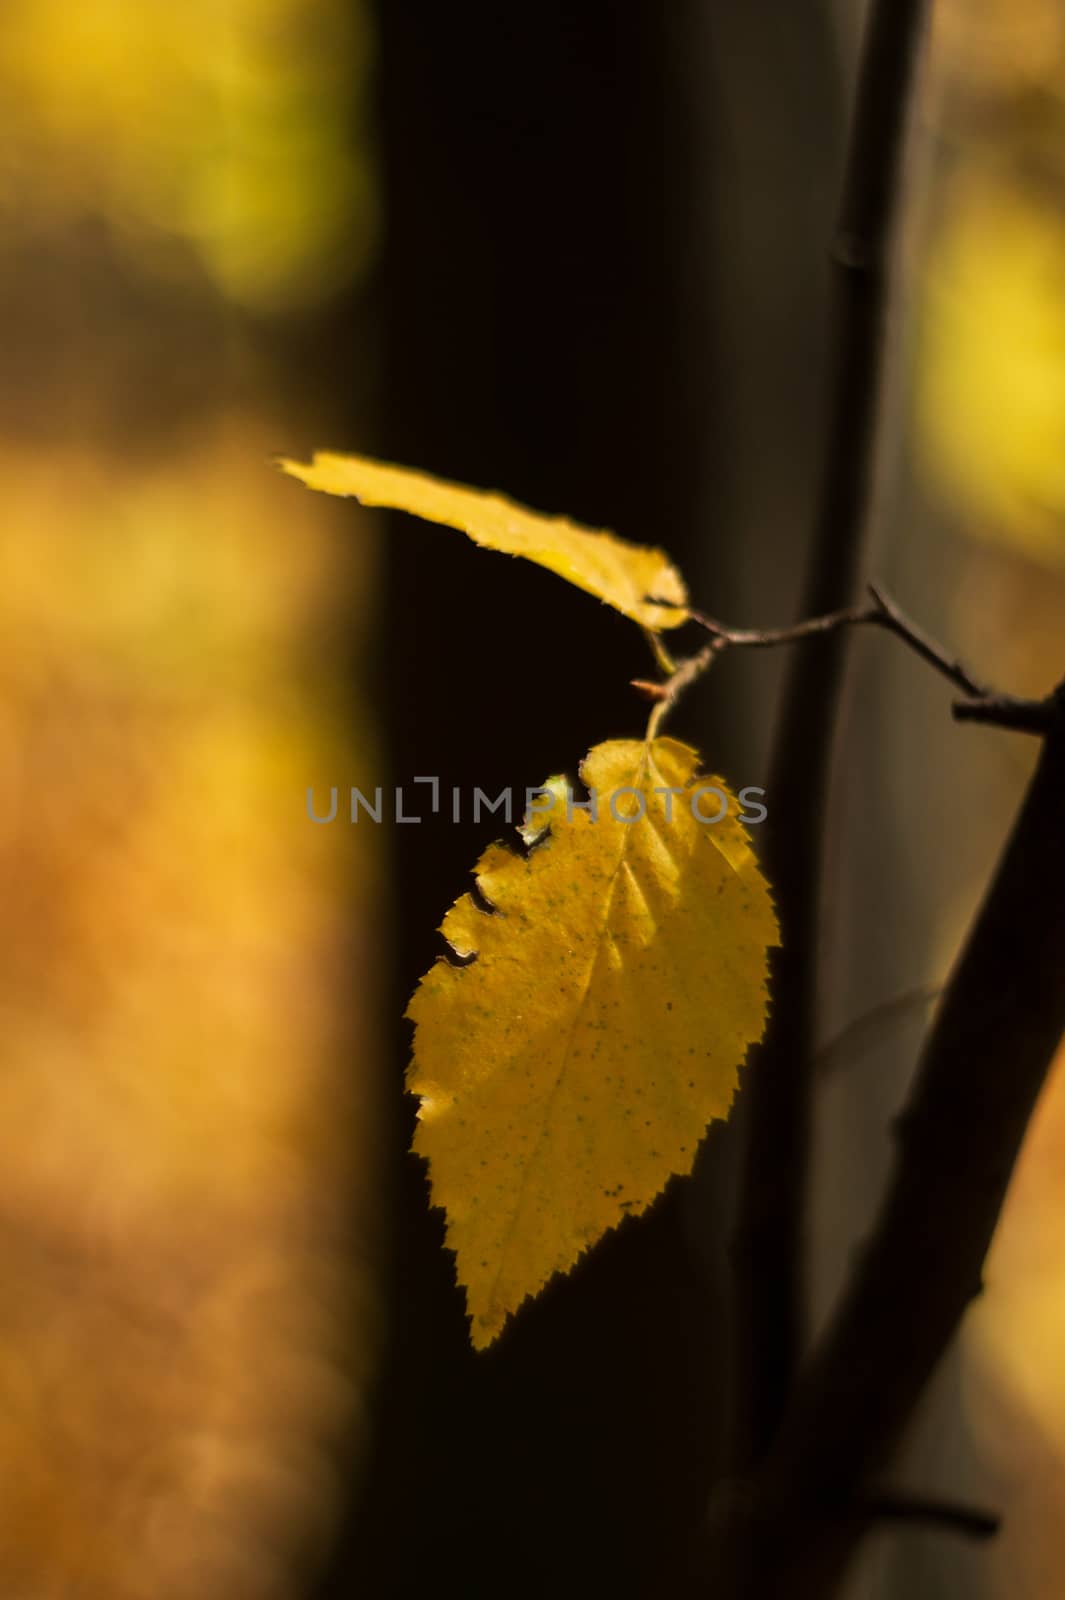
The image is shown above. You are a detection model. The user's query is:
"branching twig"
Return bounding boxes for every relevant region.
[638,584,1057,738]
[688,581,987,696]
[741,689,1065,1598]
[863,584,987,699]
[953,691,1059,737]
[638,643,715,736]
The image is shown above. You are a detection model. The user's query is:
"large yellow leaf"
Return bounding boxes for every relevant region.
[407,737,778,1347]
[278,452,689,629]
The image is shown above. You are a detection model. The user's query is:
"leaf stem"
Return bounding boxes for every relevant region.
[643,643,716,739]
[641,624,679,677]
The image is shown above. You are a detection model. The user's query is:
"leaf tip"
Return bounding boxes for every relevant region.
[276,454,312,485]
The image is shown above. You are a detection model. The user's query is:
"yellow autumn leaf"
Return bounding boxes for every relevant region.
[278,452,689,629]
[407,737,778,1348]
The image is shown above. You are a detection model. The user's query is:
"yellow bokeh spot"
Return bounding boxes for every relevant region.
[916,175,1065,567]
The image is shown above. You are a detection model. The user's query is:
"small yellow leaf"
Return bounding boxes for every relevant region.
[278,452,688,629]
[407,737,779,1347]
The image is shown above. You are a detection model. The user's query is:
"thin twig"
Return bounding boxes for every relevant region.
[640,585,1056,739]
[683,601,871,649]
[642,643,715,737]
[687,582,986,698]
[866,584,987,699]
[815,983,941,1078]
[691,582,1055,733]
[856,1492,1001,1542]
[953,693,1058,737]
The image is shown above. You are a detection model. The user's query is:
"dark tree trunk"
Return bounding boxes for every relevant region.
[315,7,839,1596]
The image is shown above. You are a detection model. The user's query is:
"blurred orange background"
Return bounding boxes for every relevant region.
[0,3,381,1595]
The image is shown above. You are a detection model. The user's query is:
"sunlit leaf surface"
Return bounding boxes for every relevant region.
[407,737,778,1347]
[280,452,689,630]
